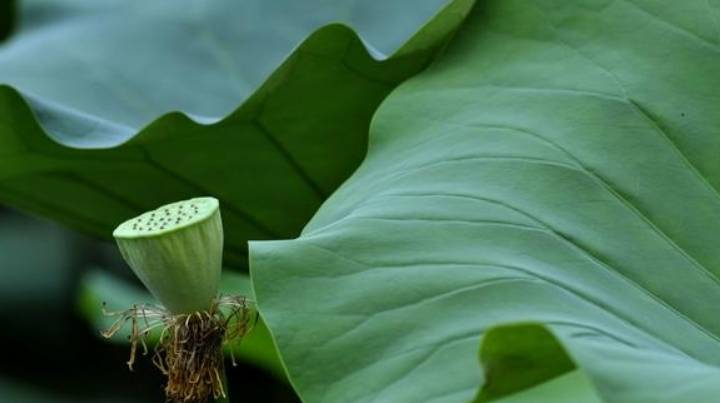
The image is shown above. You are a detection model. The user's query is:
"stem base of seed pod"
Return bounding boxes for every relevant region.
[102,295,256,403]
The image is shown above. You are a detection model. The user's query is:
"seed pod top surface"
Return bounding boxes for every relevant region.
[114,197,218,238]
[113,197,223,314]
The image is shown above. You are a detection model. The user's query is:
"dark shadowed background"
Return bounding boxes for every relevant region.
[0,207,300,402]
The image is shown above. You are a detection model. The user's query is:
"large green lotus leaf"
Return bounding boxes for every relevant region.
[0,0,475,267]
[251,0,720,401]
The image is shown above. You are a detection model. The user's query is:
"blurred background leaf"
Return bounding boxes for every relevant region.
[0,0,471,269]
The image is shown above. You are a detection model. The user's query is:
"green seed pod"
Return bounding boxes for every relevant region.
[113,197,223,314]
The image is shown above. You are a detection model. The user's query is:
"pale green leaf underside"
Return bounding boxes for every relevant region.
[0,0,475,267]
[251,0,720,402]
[492,371,602,403]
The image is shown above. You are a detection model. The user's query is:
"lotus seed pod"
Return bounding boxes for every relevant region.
[113,197,223,314]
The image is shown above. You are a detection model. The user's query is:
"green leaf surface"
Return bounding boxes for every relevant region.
[78,269,287,380]
[251,0,720,401]
[0,0,474,268]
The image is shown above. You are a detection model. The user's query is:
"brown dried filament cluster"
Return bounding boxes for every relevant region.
[102,296,256,402]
